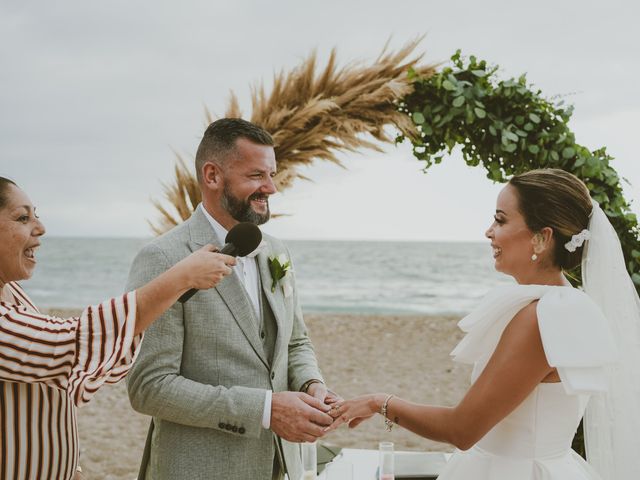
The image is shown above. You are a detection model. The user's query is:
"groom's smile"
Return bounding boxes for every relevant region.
[249,192,270,212]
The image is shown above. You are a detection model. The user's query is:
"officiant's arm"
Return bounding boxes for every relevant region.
[125,244,267,439]
[328,302,553,450]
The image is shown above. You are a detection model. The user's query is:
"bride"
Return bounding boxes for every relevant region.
[326,169,640,479]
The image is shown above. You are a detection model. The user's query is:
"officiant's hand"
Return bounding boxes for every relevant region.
[271,391,333,443]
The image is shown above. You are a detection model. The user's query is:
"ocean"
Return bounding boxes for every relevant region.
[21,238,513,316]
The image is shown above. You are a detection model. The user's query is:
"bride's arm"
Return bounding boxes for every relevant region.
[328,301,555,450]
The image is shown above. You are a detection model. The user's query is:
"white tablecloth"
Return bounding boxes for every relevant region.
[316,448,450,480]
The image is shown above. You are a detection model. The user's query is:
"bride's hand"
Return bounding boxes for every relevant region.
[325,394,387,432]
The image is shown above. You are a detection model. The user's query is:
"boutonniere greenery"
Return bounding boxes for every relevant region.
[268,254,293,296]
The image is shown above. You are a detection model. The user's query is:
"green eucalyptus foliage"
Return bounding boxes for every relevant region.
[399,50,640,295]
[399,50,640,459]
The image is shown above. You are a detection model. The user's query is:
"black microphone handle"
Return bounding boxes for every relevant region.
[178,243,237,303]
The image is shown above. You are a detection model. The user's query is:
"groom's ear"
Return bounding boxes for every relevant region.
[202,161,224,190]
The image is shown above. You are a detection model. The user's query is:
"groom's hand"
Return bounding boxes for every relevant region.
[270,392,333,443]
[307,382,343,406]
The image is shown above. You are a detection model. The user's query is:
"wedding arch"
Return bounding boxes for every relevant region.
[152,43,639,293]
[152,40,640,457]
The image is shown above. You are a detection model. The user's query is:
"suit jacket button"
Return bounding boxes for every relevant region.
[260,331,266,339]
[225,423,232,430]
[232,426,238,432]
[218,422,225,429]
[239,427,246,434]
[271,372,275,380]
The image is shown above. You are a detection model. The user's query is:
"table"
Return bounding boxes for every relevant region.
[316,448,450,480]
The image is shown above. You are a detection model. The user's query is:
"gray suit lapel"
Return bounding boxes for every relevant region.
[257,248,287,366]
[188,208,270,370]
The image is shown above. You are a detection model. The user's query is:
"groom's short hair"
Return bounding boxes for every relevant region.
[195,118,274,183]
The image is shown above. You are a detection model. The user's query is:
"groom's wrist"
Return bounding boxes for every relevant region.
[300,379,323,393]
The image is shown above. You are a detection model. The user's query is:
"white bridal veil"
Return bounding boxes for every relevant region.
[582,199,640,479]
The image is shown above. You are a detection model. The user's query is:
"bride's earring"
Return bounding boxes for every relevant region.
[531,253,538,261]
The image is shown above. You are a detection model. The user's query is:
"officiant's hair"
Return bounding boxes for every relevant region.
[0,176,17,210]
[195,118,274,183]
[509,169,592,270]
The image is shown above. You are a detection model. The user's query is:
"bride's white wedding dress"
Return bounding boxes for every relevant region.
[437,284,617,480]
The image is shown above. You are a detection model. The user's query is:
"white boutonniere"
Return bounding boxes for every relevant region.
[268,253,293,297]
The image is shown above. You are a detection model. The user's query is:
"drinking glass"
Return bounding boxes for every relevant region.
[301,441,317,479]
[379,441,394,480]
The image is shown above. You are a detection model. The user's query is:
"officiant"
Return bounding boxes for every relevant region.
[0,175,236,480]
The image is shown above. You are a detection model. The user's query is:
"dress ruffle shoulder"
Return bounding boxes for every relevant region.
[451,285,617,394]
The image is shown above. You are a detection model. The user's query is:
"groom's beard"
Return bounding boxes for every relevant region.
[221,183,271,225]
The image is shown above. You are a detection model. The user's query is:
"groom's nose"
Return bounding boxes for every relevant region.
[260,176,277,195]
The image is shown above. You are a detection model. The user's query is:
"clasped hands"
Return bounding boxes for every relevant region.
[270,387,383,442]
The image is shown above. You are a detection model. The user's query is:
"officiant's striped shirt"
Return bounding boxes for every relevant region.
[0,282,141,480]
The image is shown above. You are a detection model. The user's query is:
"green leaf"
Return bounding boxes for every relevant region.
[471,70,486,77]
[489,125,497,136]
[474,107,486,118]
[504,131,519,142]
[562,147,576,159]
[529,113,541,123]
[412,112,425,124]
[502,143,517,153]
[452,96,465,107]
[422,124,433,135]
[528,145,540,154]
[442,80,456,91]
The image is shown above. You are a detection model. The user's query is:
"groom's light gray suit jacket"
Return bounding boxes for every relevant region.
[126,207,323,480]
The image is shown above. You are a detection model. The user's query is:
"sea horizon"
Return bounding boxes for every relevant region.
[23,237,512,315]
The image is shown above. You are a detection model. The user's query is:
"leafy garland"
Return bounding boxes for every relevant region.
[399,50,640,457]
[399,50,640,292]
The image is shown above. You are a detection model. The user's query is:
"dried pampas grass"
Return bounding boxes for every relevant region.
[151,38,435,235]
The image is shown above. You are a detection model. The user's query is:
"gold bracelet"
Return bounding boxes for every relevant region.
[380,394,395,431]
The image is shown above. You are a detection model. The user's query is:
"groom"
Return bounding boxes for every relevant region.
[126,118,336,480]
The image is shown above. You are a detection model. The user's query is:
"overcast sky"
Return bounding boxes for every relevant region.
[1,1,638,241]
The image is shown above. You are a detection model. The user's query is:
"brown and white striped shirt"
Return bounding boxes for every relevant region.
[0,282,141,480]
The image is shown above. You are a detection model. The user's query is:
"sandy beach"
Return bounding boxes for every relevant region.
[46,309,471,479]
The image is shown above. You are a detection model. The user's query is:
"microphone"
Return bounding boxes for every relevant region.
[179,222,263,303]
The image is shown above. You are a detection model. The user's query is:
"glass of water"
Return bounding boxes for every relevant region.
[301,441,317,479]
[379,441,394,480]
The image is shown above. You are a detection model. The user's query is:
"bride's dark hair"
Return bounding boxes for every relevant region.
[509,169,592,270]
[0,176,17,210]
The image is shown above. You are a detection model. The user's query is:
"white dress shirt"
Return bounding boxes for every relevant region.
[200,205,272,429]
